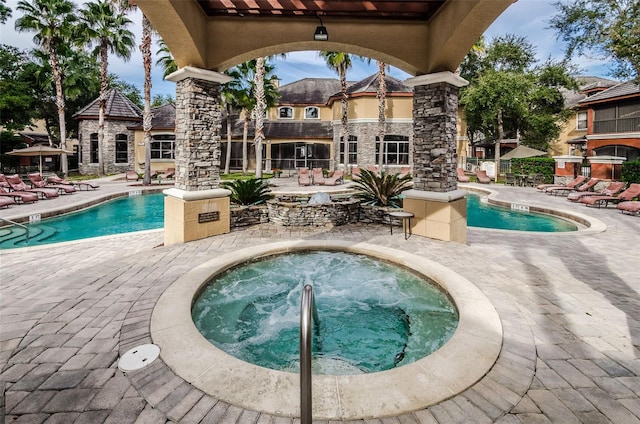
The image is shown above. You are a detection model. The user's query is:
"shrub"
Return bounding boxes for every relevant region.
[512,157,555,183]
[622,160,640,183]
[352,169,412,208]
[222,178,272,205]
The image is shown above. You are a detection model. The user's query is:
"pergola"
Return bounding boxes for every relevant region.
[134,0,514,245]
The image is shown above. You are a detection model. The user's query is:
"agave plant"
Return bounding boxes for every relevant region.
[222,178,272,206]
[352,168,413,208]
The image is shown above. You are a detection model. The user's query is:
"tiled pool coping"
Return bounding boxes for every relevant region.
[151,240,503,420]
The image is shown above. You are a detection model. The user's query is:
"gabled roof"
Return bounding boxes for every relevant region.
[562,76,618,108]
[73,89,143,121]
[128,104,176,130]
[278,78,345,105]
[345,73,412,95]
[578,81,640,105]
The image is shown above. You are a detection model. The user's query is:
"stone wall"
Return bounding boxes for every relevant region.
[412,82,459,192]
[174,78,223,191]
[78,119,135,175]
[267,198,360,227]
[230,205,269,228]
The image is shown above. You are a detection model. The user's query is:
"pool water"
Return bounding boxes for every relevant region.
[191,251,459,375]
[0,193,164,249]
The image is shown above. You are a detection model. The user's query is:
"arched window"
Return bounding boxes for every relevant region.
[278,107,293,119]
[89,133,98,163]
[115,134,128,163]
[151,134,175,159]
[304,107,319,119]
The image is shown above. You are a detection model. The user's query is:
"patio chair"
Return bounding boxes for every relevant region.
[312,168,325,185]
[616,201,640,216]
[125,171,139,181]
[351,167,362,181]
[298,167,311,186]
[567,181,625,202]
[366,165,380,176]
[47,175,99,190]
[547,177,599,196]
[0,186,39,204]
[398,166,411,179]
[537,175,586,192]
[457,168,470,183]
[0,196,15,208]
[28,172,76,194]
[580,183,640,208]
[505,173,516,186]
[475,170,491,184]
[324,170,344,186]
[4,174,59,199]
[158,168,175,181]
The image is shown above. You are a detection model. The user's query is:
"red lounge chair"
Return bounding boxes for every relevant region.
[366,165,380,176]
[324,170,344,186]
[567,181,625,202]
[457,168,470,183]
[125,171,139,181]
[475,170,491,184]
[298,167,311,186]
[351,167,361,181]
[617,201,640,216]
[0,187,38,204]
[0,196,15,208]
[547,178,599,196]
[48,175,99,190]
[28,173,76,194]
[5,174,59,199]
[537,175,586,192]
[312,168,325,185]
[580,183,640,208]
[398,166,411,179]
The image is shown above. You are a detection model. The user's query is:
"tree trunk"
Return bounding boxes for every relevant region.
[141,15,153,185]
[340,69,349,169]
[224,104,232,174]
[97,44,109,176]
[496,108,503,180]
[254,57,266,179]
[50,47,68,176]
[242,112,249,175]
[377,61,387,169]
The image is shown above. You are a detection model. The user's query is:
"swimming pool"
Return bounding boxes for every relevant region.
[0,191,578,249]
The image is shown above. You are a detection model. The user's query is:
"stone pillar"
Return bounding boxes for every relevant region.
[163,67,233,246]
[403,72,469,243]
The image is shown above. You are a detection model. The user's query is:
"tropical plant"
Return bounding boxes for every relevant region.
[156,38,178,77]
[253,55,283,179]
[79,0,135,175]
[0,0,11,24]
[15,0,78,175]
[376,60,387,168]
[0,45,38,131]
[352,168,413,208]
[222,178,272,205]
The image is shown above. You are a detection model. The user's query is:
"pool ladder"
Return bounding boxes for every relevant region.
[300,284,319,424]
[1,218,29,244]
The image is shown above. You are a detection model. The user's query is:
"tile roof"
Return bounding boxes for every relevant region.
[278,78,344,105]
[225,120,333,139]
[578,81,640,104]
[73,89,143,121]
[562,76,618,108]
[128,104,176,130]
[345,73,412,95]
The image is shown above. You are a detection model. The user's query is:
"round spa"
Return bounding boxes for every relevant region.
[151,241,503,419]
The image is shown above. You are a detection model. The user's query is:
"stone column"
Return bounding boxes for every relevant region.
[403,72,469,243]
[163,67,233,246]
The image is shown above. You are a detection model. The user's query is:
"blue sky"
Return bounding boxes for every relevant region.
[2,0,614,98]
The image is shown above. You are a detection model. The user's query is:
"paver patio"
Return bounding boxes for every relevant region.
[1,177,639,423]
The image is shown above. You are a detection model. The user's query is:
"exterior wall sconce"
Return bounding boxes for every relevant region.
[314,15,328,41]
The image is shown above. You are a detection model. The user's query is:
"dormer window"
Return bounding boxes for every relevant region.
[305,107,319,119]
[279,107,293,119]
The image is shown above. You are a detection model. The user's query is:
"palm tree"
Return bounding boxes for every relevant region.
[15,0,78,176]
[376,60,388,168]
[226,62,255,175]
[221,80,242,175]
[319,51,352,168]
[79,0,135,175]
[253,56,282,178]
[156,39,178,77]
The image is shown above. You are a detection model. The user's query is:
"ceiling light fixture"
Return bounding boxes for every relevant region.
[314,15,328,41]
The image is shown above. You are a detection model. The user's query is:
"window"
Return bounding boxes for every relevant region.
[304,107,319,119]
[279,107,293,119]
[375,135,410,165]
[151,134,175,159]
[115,134,128,163]
[89,133,98,163]
[576,111,587,130]
[339,136,357,164]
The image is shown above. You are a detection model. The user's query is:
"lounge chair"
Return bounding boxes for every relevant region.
[298,167,311,186]
[547,177,599,196]
[580,183,640,208]
[537,175,586,192]
[617,201,640,216]
[0,186,38,204]
[4,174,59,199]
[158,167,175,181]
[0,196,15,208]
[457,168,470,183]
[324,170,344,186]
[125,171,139,181]
[475,170,491,184]
[48,175,99,190]
[312,168,325,185]
[567,181,625,202]
[366,165,380,176]
[351,167,361,181]
[398,166,411,179]
[28,172,76,194]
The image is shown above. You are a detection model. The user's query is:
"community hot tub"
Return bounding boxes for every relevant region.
[151,240,503,419]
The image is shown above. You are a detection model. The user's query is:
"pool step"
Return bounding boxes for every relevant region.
[0,225,58,248]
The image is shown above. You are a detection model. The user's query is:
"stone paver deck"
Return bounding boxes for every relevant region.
[1,177,640,423]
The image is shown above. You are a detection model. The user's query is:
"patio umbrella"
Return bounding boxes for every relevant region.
[7,145,73,174]
[500,145,548,160]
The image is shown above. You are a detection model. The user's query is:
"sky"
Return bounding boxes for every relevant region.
[2,0,614,98]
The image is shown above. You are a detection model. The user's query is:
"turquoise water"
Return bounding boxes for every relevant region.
[192,251,459,375]
[0,193,164,249]
[0,191,577,249]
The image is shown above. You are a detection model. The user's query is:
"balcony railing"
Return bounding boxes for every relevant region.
[593,117,640,134]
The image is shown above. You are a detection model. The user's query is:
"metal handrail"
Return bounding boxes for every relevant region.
[300,284,319,424]
[0,218,29,244]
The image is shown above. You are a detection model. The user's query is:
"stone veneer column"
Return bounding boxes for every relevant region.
[403,72,469,243]
[163,67,233,246]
